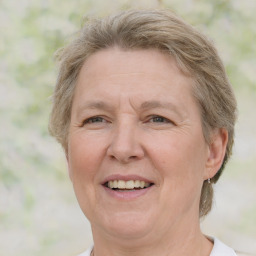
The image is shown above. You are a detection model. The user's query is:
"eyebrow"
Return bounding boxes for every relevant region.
[76,100,185,117]
[141,100,176,110]
[140,100,185,117]
[76,101,113,117]
[78,101,112,111]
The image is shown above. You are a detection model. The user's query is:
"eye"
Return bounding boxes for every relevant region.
[82,116,106,125]
[148,115,171,123]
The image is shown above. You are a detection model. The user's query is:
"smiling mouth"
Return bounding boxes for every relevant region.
[104,180,154,191]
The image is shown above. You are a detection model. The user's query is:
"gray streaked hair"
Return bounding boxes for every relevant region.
[49,9,237,217]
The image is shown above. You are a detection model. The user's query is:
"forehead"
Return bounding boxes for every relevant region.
[79,47,189,81]
[73,47,197,113]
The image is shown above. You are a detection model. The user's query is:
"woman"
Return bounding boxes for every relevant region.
[49,9,249,256]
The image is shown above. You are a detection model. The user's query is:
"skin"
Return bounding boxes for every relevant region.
[67,47,228,256]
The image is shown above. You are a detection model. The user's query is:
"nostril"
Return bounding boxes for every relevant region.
[106,133,145,163]
[109,154,138,163]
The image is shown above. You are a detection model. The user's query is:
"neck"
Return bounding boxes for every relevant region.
[91,216,213,256]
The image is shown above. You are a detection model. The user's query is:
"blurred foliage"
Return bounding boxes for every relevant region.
[0,0,255,255]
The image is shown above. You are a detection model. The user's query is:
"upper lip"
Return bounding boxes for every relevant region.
[101,174,154,185]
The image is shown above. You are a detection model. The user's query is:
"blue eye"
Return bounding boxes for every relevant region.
[83,116,105,124]
[150,116,170,123]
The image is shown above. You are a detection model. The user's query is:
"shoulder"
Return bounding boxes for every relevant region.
[210,237,236,256]
[210,237,254,256]
[76,246,93,256]
[236,252,255,256]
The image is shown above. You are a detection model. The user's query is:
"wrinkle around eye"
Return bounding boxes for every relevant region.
[149,116,172,123]
[84,116,105,124]
[144,115,176,126]
[79,115,111,128]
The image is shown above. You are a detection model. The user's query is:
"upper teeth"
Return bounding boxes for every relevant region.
[107,180,151,189]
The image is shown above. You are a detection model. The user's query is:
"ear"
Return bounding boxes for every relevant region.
[65,150,73,182]
[204,128,228,180]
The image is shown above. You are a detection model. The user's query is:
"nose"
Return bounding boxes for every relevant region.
[107,121,144,163]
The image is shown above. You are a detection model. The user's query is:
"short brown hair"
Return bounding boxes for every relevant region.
[49,9,237,217]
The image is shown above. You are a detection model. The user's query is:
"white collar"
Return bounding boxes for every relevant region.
[78,237,237,256]
[209,237,237,256]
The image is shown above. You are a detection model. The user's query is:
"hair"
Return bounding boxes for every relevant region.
[49,9,237,217]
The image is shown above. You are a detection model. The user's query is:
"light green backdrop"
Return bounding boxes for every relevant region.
[0,0,255,255]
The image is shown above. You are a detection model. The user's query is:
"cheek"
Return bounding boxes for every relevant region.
[68,134,103,180]
[148,131,207,183]
[67,135,103,216]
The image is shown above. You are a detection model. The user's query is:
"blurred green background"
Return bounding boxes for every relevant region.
[0,0,255,255]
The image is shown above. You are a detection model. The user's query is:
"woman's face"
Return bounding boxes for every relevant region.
[67,48,214,240]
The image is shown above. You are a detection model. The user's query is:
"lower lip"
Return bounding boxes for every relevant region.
[102,185,154,200]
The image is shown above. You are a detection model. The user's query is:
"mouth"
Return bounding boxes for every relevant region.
[103,180,154,192]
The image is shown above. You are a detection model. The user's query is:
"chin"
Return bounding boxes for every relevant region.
[98,210,155,239]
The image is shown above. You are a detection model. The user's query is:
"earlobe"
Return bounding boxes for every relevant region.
[205,128,228,179]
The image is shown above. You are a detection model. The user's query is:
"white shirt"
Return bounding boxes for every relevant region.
[77,237,237,256]
[210,237,237,256]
